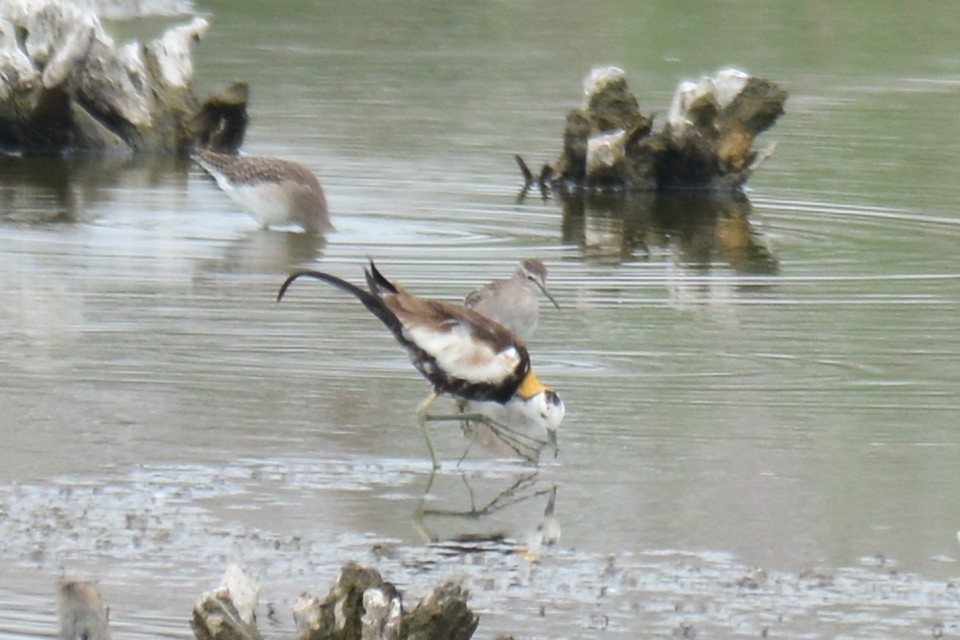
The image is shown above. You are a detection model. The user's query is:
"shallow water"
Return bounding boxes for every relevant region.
[3,1,960,638]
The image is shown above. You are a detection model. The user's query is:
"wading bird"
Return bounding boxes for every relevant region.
[464,258,560,341]
[277,261,565,469]
[193,148,333,233]
[457,394,562,463]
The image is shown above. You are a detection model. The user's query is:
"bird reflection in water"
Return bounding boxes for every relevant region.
[414,472,560,560]
[200,228,327,276]
[455,394,562,464]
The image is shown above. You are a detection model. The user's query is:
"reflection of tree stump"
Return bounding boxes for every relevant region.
[558,190,779,274]
[524,67,786,194]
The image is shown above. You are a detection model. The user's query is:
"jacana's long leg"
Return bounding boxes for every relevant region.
[425,411,546,463]
[416,391,441,469]
[422,411,488,423]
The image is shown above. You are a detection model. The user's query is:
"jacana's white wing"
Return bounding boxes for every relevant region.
[403,321,522,385]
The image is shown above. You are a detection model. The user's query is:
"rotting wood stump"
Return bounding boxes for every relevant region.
[55,562,480,640]
[518,66,787,195]
[290,562,477,640]
[57,579,112,640]
[192,565,263,640]
[0,0,247,154]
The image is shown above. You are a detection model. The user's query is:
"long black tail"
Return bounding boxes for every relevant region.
[277,266,403,338]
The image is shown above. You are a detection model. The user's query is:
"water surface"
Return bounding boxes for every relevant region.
[2,1,960,638]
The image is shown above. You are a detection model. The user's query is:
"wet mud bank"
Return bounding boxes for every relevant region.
[10,463,960,640]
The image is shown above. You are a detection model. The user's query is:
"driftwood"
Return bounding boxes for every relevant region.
[188,80,250,153]
[192,565,263,640]
[292,563,389,640]
[0,0,247,154]
[401,581,477,640]
[53,563,479,640]
[56,579,112,640]
[290,562,477,640]
[519,66,787,195]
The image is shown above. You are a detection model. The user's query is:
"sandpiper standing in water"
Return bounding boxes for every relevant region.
[464,258,560,341]
[277,260,565,469]
[193,148,333,233]
[456,259,562,461]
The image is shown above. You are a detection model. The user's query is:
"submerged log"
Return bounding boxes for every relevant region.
[522,66,786,194]
[0,0,246,154]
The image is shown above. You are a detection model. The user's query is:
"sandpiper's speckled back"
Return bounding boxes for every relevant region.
[193,148,333,232]
[464,259,554,341]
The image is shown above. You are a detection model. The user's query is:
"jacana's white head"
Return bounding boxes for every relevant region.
[524,389,565,454]
[512,370,565,455]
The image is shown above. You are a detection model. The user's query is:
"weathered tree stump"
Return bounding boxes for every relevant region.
[360,582,403,640]
[401,581,478,640]
[293,563,388,640]
[56,579,112,640]
[187,81,250,153]
[52,565,481,640]
[521,66,787,194]
[291,562,477,640]
[0,0,247,154]
[191,565,263,640]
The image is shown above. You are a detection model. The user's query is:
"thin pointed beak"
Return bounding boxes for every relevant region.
[548,429,559,458]
[535,281,561,310]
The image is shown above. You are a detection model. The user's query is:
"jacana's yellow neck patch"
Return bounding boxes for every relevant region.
[515,370,548,399]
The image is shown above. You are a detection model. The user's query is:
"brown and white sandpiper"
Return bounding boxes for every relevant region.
[193,148,334,233]
[276,260,565,469]
[464,258,560,342]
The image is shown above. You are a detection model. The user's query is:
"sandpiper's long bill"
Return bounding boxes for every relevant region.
[193,148,333,233]
[276,260,565,469]
[464,258,560,341]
